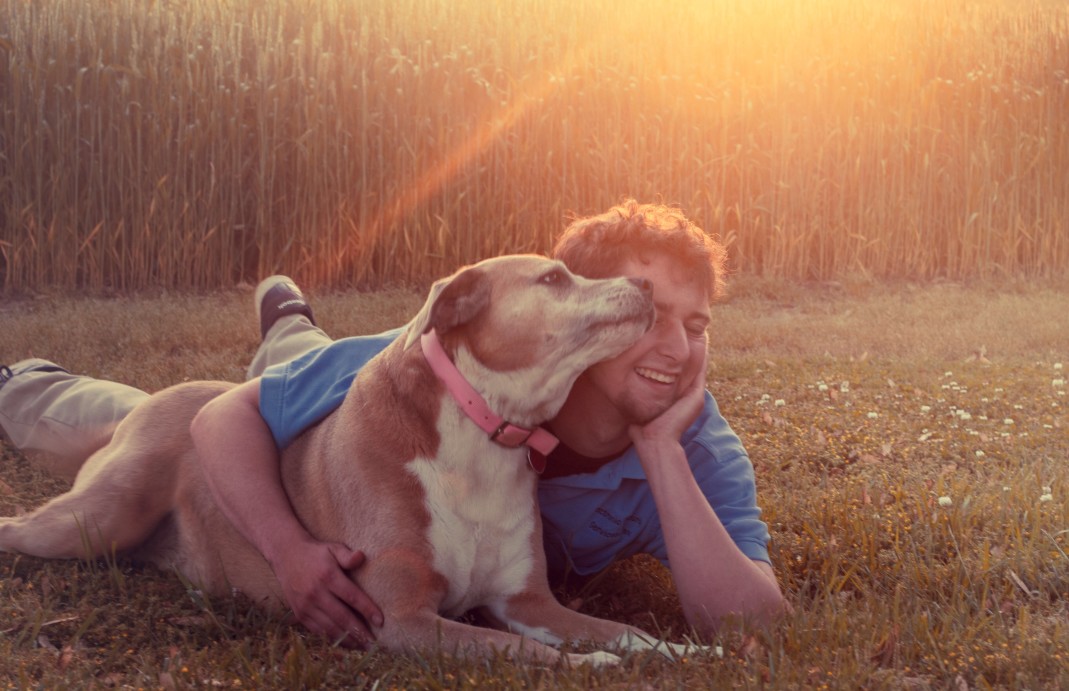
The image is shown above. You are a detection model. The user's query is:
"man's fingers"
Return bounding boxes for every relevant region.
[330,544,367,571]
[334,577,385,628]
[328,545,385,628]
[302,610,373,649]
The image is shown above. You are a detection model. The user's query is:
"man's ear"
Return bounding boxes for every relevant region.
[404,265,490,349]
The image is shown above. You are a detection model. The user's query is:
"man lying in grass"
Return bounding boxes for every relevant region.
[0,200,785,647]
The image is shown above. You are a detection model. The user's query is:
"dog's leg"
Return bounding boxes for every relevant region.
[1,381,226,562]
[377,609,621,666]
[486,591,705,660]
[0,429,180,560]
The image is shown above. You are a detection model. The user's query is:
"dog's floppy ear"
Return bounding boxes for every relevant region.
[404,265,490,349]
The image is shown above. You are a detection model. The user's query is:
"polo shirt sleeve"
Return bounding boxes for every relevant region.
[259,328,403,449]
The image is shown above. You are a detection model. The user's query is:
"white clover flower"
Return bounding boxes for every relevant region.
[867,411,879,419]
[1054,378,1066,388]
[1003,419,1015,425]
[957,411,972,421]
[1055,362,1064,371]
[818,383,829,392]
[938,496,953,507]
[1040,494,1054,503]
[920,405,931,413]
[975,450,985,458]
[944,371,954,378]
[774,399,786,407]
[840,381,850,393]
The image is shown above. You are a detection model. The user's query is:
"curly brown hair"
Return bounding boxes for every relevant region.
[551,200,727,300]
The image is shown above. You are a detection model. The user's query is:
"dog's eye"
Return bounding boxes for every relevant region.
[539,270,565,286]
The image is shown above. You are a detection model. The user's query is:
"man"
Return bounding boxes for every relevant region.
[0,201,785,647]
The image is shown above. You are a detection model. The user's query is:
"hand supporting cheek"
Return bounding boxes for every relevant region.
[628,348,709,454]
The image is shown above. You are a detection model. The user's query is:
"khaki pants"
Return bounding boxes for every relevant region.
[0,316,331,470]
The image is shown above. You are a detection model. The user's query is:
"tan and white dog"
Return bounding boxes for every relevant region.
[0,255,698,665]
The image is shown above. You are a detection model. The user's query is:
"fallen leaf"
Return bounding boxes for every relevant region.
[1008,570,1038,598]
[870,624,899,666]
[57,645,76,670]
[737,634,765,660]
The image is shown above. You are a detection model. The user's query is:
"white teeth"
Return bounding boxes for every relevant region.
[636,367,676,384]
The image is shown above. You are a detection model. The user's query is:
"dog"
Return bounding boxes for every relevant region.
[0,255,698,665]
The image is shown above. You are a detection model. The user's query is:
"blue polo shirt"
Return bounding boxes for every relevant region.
[259,332,771,578]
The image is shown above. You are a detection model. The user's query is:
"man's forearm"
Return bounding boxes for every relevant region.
[635,439,786,635]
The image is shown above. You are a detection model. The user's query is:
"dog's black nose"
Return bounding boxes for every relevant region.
[629,277,653,295]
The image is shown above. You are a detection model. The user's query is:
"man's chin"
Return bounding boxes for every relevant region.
[624,400,674,427]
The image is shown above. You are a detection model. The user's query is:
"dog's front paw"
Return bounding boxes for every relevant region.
[659,640,714,658]
[564,650,622,667]
[613,630,712,660]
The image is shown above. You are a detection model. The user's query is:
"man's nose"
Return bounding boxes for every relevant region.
[655,318,690,361]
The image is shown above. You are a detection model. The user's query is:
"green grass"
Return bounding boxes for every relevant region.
[2,282,1067,687]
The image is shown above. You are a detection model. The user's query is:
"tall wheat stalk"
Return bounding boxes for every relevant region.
[1,0,1066,292]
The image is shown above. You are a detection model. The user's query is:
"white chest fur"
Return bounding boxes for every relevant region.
[406,405,538,617]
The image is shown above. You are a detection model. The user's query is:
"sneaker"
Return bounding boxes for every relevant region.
[255,275,316,339]
[0,358,69,391]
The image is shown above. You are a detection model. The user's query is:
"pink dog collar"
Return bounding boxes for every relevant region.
[421,329,558,472]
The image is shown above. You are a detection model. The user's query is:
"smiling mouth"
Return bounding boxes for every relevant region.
[635,367,677,385]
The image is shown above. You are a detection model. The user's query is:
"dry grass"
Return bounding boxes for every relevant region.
[2,281,1068,688]
[2,0,1068,292]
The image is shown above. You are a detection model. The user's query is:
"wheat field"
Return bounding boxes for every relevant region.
[1,0,1068,293]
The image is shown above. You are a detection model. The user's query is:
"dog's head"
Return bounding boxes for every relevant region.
[405,254,655,425]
